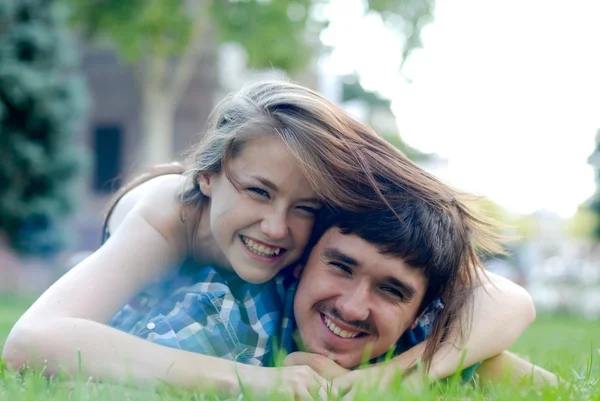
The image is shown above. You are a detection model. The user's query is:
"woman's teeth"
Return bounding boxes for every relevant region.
[324,316,360,339]
[242,237,281,257]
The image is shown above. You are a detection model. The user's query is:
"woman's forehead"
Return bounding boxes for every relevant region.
[229,136,320,198]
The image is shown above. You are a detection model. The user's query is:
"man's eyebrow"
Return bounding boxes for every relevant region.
[385,276,417,301]
[322,248,359,266]
[251,175,321,204]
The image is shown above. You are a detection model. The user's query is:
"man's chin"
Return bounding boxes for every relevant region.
[301,338,366,369]
[310,346,359,369]
[331,353,361,369]
[329,348,380,369]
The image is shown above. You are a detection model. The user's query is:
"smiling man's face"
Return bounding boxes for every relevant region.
[293,227,427,368]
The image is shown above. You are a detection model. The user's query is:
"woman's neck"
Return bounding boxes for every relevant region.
[189,198,233,271]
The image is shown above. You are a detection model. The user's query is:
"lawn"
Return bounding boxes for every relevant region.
[0,294,598,400]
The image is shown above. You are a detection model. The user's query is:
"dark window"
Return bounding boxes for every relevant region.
[93,124,123,193]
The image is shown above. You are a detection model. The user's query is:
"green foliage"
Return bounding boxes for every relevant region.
[567,206,598,240]
[585,130,600,238]
[587,202,600,239]
[382,134,432,161]
[212,1,313,74]
[64,0,314,73]
[342,77,391,108]
[63,0,195,62]
[63,0,436,75]
[0,0,88,256]
[342,76,431,161]
[60,0,438,164]
[367,0,436,63]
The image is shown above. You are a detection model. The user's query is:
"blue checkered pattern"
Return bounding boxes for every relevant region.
[110,261,479,378]
[277,279,445,361]
[109,260,289,366]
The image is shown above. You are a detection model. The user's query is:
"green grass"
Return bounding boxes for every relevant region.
[0,294,35,348]
[0,295,598,400]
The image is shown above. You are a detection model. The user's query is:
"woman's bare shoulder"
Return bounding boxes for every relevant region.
[107,174,188,238]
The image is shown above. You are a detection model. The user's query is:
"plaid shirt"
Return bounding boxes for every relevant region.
[109,260,290,366]
[277,279,445,363]
[111,259,444,367]
[110,263,480,379]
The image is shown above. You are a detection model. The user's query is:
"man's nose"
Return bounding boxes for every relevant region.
[336,281,371,323]
[260,208,289,241]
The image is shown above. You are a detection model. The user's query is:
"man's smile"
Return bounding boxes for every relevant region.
[321,313,365,339]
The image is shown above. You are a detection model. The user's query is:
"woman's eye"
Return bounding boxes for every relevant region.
[248,187,270,198]
[297,205,320,215]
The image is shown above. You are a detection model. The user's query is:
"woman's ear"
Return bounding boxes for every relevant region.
[198,174,213,197]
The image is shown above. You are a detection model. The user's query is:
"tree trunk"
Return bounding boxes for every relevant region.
[137,8,214,166]
[140,90,176,165]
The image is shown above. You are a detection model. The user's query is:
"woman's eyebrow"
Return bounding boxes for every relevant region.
[251,175,278,192]
[250,175,321,204]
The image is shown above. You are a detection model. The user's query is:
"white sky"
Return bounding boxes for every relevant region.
[320,0,600,218]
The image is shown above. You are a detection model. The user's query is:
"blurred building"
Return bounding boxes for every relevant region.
[69,41,219,251]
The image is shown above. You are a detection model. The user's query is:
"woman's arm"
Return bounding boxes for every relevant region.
[1,175,330,398]
[476,351,559,387]
[3,317,329,398]
[424,270,536,380]
[2,176,188,373]
[6,175,188,325]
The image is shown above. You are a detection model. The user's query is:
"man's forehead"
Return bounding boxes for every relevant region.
[319,227,371,251]
[318,228,390,265]
[316,227,427,288]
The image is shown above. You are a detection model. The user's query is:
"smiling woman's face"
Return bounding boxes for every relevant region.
[293,228,427,368]
[199,135,323,284]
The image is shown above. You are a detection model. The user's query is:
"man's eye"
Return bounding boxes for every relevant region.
[248,187,270,198]
[381,287,405,300]
[329,262,352,274]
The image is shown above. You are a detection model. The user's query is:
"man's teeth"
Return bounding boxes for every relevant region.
[324,316,360,339]
[242,237,281,257]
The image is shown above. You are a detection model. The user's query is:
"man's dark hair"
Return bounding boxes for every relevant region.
[304,192,477,371]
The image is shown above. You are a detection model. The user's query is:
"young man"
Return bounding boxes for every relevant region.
[281,204,557,394]
[276,199,477,381]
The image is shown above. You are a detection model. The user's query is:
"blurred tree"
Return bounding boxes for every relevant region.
[567,206,598,240]
[63,0,436,165]
[465,196,512,236]
[464,196,538,240]
[342,75,430,161]
[586,129,600,239]
[0,0,89,255]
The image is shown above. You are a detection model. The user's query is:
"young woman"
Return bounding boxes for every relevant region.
[2,81,535,399]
